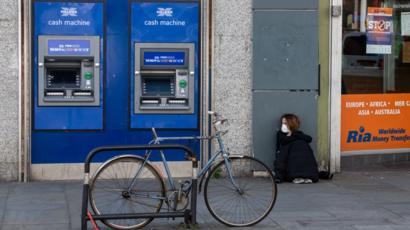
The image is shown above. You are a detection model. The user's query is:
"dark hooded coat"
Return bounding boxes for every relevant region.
[274,131,319,182]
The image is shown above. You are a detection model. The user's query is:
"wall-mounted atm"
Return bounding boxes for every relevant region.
[130,1,200,129]
[134,43,194,114]
[32,1,104,131]
[38,36,100,106]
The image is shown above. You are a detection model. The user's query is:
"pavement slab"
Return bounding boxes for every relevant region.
[0,170,410,229]
[1,224,71,230]
[3,209,69,225]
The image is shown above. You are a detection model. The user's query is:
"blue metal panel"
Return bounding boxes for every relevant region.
[32,130,199,163]
[33,2,104,130]
[32,0,200,164]
[130,2,200,129]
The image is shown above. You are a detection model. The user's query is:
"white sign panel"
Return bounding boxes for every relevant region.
[401,12,410,36]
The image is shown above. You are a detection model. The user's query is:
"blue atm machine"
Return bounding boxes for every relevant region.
[31,0,200,167]
[33,2,104,130]
[130,1,200,129]
[32,1,105,164]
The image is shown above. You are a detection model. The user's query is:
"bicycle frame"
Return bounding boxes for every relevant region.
[126,128,242,195]
[86,112,276,229]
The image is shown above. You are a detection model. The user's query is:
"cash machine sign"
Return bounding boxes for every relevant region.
[144,52,185,65]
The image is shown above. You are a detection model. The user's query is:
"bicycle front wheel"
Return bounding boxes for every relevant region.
[89,155,165,229]
[204,155,277,227]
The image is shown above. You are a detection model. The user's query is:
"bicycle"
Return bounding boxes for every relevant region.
[88,111,277,229]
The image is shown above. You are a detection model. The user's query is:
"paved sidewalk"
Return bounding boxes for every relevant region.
[1,169,410,230]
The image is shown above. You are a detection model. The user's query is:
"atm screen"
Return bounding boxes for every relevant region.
[142,78,174,96]
[143,51,186,66]
[46,69,80,88]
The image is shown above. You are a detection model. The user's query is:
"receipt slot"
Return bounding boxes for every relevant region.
[134,43,195,113]
[38,36,100,106]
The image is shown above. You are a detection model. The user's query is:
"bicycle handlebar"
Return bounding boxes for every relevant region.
[150,111,228,140]
[208,111,229,132]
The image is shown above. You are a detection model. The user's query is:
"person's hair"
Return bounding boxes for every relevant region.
[281,114,300,133]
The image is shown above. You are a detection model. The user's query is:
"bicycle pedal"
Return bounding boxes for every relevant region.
[181,180,192,192]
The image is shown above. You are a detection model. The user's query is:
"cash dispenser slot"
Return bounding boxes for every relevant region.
[141,99,160,104]
[168,99,187,104]
[72,91,93,96]
[45,91,66,97]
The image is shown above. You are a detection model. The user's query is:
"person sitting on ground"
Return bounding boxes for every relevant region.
[274,114,319,184]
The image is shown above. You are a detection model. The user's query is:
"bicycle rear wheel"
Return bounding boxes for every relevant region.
[204,155,277,227]
[89,155,165,229]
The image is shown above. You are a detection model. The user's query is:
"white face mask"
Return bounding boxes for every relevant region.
[281,124,289,133]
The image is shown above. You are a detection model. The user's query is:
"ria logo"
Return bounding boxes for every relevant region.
[347,126,372,143]
[60,7,78,17]
[156,7,173,17]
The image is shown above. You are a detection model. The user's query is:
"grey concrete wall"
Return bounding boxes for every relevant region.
[0,0,19,181]
[212,0,253,156]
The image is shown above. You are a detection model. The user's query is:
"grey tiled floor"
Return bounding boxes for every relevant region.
[1,170,410,229]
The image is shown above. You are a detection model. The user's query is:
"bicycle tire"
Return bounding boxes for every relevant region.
[89,155,165,229]
[204,155,277,227]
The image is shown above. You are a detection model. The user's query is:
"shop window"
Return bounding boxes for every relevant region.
[342,0,410,94]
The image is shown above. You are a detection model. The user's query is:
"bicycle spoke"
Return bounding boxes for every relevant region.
[89,156,165,229]
[205,156,276,227]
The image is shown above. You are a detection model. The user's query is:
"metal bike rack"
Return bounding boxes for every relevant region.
[81,144,198,230]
